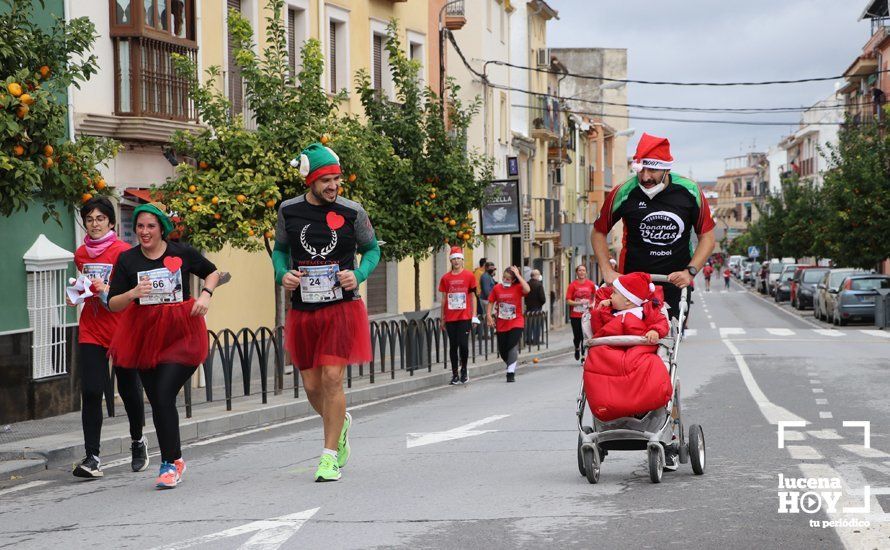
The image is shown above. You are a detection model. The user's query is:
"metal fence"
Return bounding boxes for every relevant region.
[172,311,549,418]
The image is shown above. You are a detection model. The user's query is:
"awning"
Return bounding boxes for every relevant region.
[123,188,158,203]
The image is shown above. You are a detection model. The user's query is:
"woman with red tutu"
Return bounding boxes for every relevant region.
[107,202,220,489]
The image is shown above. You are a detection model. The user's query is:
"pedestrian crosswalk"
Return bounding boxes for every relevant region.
[682,328,890,341]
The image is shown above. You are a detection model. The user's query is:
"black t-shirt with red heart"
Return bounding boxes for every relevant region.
[108,241,217,303]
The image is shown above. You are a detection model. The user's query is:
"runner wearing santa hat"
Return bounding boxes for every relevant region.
[438,246,478,385]
[107,202,220,489]
[591,133,716,319]
[273,142,380,482]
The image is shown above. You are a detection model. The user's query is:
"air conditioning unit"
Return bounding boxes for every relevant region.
[522,219,535,242]
[541,241,554,259]
[536,48,550,68]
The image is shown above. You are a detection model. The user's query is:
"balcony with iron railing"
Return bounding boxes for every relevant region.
[114,36,197,122]
[531,96,561,142]
[445,1,466,30]
[532,197,561,234]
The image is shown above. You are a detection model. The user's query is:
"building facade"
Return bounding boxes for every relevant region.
[714,153,768,246]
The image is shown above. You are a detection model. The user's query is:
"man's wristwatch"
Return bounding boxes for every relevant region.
[686,265,698,276]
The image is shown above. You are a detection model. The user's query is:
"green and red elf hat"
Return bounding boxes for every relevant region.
[291,142,341,185]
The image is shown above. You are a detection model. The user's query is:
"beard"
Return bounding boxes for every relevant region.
[310,186,336,204]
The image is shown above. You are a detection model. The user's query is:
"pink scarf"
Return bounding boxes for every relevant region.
[84,230,118,259]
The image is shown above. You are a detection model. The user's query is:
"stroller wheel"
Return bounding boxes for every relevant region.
[582,446,600,484]
[689,424,706,475]
[577,427,593,477]
[648,445,664,483]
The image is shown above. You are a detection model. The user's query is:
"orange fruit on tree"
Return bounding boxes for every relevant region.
[43,144,53,156]
[191,205,199,212]
[16,105,29,118]
[188,185,197,192]
[95,178,106,190]
[196,196,203,203]
[462,234,470,241]
[348,174,356,183]
[449,220,456,227]
[198,161,208,169]
[7,82,22,97]
[247,229,255,237]
[338,187,344,195]
[429,193,436,199]
[44,157,54,169]
[320,134,330,145]
[213,213,222,220]
[211,196,219,205]
[81,192,93,203]
[187,198,195,205]
[265,199,276,208]
[264,230,274,239]
[20,93,34,105]
[39,66,50,79]
[457,231,464,239]
[236,194,246,203]
[12,144,24,156]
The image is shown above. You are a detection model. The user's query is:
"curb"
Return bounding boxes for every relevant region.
[1,341,574,479]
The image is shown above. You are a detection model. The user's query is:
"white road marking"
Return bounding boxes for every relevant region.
[809,380,821,385]
[815,398,829,405]
[843,421,871,448]
[861,330,890,339]
[819,411,834,419]
[722,339,806,424]
[840,445,890,459]
[720,290,728,294]
[787,445,822,459]
[814,329,844,337]
[719,327,745,337]
[808,429,842,440]
[766,328,795,336]
[812,388,824,394]
[684,329,697,337]
[709,322,716,329]
[782,431,806,442]
[407,415,510,448]
[0,480,50,497]
[150,507,320,550]
[706,314,713,319]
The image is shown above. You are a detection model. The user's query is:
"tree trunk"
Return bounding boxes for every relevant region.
[414,257,421,312]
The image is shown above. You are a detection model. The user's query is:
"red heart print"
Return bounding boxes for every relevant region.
[326,211,345,231]
[163,256,183,273]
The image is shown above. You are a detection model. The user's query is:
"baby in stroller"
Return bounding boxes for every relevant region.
[583,272,672,422]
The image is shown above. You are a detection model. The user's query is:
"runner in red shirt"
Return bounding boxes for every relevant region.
[702,263,714,292]
[438,246,478,385]
[565,265,597,361]
[723,267,731,290]
[68,197,147,479]
[486,266,530,382]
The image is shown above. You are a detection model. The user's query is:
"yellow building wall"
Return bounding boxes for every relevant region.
[204,244,277,331]
[396,256,435,312]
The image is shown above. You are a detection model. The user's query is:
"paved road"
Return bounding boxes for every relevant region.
[2,277,889,549]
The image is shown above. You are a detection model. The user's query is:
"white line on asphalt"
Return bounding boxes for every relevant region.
[812,388,824,394]
[0,480,50,497]
[819,411,834,419]
[809,380,821,385]
[406,415,510,448]
[782,431,806,441]
[798,462,889,549]
[722,339,806,424]
[684,329,697,337]
[815,398,829,405]
[706,314,713,319]
[808,429,842,440]
[719,327,745,337]
[709,322,716,329]
[840,444,890,459]
[814,329,844,337]
[766,328,795,336]
[860,330,890,339]
[787,445,822,459]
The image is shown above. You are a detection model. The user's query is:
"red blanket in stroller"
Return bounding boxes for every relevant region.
[583,286,673,422]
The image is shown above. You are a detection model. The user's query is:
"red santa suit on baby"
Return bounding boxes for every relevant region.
[583,272,673,422]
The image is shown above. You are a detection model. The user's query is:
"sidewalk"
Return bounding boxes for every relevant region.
[0,326,576,480]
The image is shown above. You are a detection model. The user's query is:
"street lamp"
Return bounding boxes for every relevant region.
[614,127,635,138]
[599,80,626,91]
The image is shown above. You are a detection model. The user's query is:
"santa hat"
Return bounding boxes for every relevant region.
[631,133,673,173]
[290,142,341,185]
[613,272,656,306]
[448,246,464,260]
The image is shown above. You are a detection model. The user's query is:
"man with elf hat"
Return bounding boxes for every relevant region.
[273,142,381,482]
[438,246,479,385]
[591,133,715,319]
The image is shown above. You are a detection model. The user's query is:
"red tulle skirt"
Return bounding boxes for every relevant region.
[108,299,208,369]
[285,299,372,370]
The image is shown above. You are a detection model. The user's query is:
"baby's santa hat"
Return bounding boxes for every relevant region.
[613,272,656,306]
[448,246,464,260]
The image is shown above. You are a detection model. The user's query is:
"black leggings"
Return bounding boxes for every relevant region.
[497,328,523,367]
[138,363,197,463]
[79,343,144,457]
[445,320,471,375]
[570,317,583,350]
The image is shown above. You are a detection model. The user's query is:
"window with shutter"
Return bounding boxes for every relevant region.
[329,21,337,92]
[288,8,296,77]
[228,0,243,119]
[373,35,383,92]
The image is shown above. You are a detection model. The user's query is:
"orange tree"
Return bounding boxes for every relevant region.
[0,0,120,221]
[356,22,493,310]
[162,0,402,253]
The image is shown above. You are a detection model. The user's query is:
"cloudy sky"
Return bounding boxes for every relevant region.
[547,0,871,181]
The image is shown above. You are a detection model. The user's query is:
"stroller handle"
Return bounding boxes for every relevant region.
[584,335,674,348]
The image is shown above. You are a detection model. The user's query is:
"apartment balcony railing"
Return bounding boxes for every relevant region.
[114,36,196,122]
[531,96,561,142]
[532,197,561,234]
[445,1,466,30]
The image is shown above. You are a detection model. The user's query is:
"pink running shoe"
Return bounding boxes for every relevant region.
[155,462,178,489]
[174,458,187,483]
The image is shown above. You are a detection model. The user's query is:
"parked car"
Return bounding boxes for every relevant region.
[741,261,753,285]
[815,269,862,322]
[728,255,743,276]
[774,264,801,302]
[767,261,788,296]
[832,274,890,326]
[791,266,830,310]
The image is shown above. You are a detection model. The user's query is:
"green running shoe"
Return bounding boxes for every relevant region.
[315,453,341,482]
[338,412,352,468]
